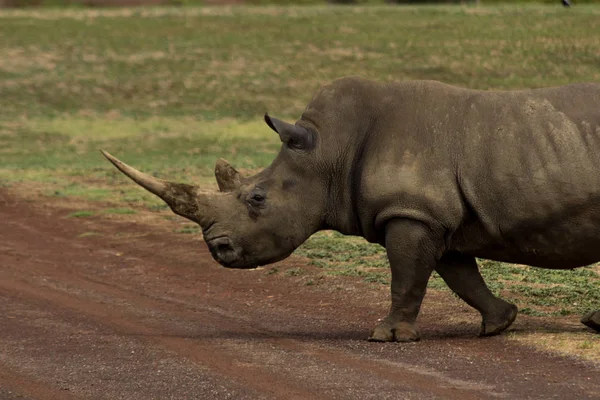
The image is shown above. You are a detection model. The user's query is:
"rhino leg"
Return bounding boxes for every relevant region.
[435,253,518,336]
[581,311,600,332]
[369,219,438,343]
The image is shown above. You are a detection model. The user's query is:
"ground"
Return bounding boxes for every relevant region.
[1,187,599,400]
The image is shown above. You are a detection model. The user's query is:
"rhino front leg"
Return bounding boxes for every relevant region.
[435,253,518,336]
[368,219,440,342]
[581,311,600,332]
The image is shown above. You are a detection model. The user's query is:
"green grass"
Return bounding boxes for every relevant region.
[2,5,600,122]
[5,0,600,7]
[67,210,95,218]
[285,267,304,277]
[173,224,201,234]
[1,5,599,317]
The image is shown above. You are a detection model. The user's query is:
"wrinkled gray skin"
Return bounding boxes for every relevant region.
[103,76,600,341]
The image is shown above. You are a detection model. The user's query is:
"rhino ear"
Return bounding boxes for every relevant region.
[264,113,315,151]
[214,158,241,192]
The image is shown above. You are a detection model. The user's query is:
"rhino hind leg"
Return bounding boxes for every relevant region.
[435,253,518,337]
[581,311,600,332]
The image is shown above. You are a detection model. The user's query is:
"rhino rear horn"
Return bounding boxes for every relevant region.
[264,114,315,150]
[215,158,241,192]
[100,150,208,222]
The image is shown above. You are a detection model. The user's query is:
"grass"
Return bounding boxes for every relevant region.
[510,331,600,363]
[285,267,304,277]
[67,210,95,218]
[1,5,599,320]
[173,223,201,234]
[2,5,600,122]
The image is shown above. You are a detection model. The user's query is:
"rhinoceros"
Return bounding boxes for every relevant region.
[102,76,600,342]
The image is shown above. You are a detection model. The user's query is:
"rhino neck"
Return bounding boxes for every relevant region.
[321,119,372,239]
[322,180,360,236]
[302,76,381,238]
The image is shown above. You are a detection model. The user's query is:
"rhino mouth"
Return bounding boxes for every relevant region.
[205,235,257,269]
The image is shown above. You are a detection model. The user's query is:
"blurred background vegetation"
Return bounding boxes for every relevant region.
[2,0,598,7]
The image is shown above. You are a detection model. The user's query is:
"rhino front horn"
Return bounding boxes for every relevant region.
[100,150,207,222]
[215,158,241,192]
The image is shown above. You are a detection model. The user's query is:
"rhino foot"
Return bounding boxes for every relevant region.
[368,320,420,343]
[581,311,600,332]
[479,303,518,337]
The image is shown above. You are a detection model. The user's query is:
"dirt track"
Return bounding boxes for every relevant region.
[1,188,599,400]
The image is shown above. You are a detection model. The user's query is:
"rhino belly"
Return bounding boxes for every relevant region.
[452,212,600,269]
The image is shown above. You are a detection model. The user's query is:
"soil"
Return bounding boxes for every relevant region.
[1,187,599,400]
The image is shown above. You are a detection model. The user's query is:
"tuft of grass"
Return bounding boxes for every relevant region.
[78,231,100,237]
[285,268,303,277]
[173,224,201,234]
[67,210,95,218]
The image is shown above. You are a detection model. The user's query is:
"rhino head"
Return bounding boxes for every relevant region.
[102,114,330,269]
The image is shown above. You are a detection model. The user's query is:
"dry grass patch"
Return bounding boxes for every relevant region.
[0,47,59,74]
[510,331,600,364]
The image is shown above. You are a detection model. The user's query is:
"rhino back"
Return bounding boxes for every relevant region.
[357,81,600,268]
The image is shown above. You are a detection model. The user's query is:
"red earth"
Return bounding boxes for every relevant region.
[1,187,599,400]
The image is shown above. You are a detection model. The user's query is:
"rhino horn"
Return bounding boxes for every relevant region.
[100,150,212,224]
[264,113,315,150]
[215,158,241,192]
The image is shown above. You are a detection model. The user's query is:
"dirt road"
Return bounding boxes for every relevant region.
[1,188,598,399]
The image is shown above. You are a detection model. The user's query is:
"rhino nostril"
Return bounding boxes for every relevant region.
[207,236,227,245]
[217,241,233,253]
[209,237,232,250]
[207,236,237,262]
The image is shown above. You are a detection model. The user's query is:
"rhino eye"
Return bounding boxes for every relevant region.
[246,190,266,208]
[287,139,302,150]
